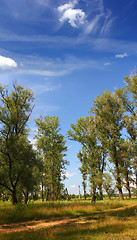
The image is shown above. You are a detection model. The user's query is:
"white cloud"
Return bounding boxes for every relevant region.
[0,55,17,70]
[70,185,76,188]
[115,53,128,58]
[58,1,85,28]
[60,8,85,28]
[63,171,76,178]
[58,2,76,12]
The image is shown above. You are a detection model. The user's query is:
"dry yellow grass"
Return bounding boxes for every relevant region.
[0,199,136,239]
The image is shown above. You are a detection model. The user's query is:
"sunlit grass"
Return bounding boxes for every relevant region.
[0,198,137,239]
[0,204,137,240]
[0,198,129,225]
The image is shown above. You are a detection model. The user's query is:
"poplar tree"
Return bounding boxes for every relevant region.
[35,115,68,201]
[92,90,124,200]
[116,74,137,191]
[68,116,106,201]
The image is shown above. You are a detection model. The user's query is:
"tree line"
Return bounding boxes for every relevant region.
[68,74,137,201]
[0,84,68,204]
[0,74,137,204]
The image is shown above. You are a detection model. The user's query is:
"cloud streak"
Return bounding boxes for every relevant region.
[104,62,111,66]
[30,83,61,95]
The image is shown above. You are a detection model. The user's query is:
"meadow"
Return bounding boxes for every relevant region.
[0,198,137,240]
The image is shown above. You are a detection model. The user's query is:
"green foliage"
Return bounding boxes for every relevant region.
[68,116,106,201]
[35,115,68,201]
[0,84,37,204]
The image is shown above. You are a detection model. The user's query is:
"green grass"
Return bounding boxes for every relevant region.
[0,199,127,224]
[0,198,137,239]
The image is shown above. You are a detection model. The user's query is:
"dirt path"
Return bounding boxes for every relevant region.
[0,218,77,233]
[0,204,136,233]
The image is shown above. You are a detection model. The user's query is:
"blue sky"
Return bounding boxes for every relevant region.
[0,0,137,195]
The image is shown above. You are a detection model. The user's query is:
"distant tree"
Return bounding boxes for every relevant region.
[103,173,115,200]
[0,84,35,204]
[35,115,68,201]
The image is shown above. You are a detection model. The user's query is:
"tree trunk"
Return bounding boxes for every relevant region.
[125,173,131,199]
[117,186,124,200]
[11,189,18,205]
[108,194,111,200]
[114,144,124,201]
[128,188,131,199]
[24,191,29,204]
[51,161,54,201]
[91,183,96,203]
[117,176,124,200]
[82,181,86,200]
[46,187,49,201]
[99,184,103,200]
[42,181,44,202]
[135,169,137,193]
[91,190,96,203]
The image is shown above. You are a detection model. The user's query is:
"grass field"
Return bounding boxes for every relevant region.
[0,198,137,240]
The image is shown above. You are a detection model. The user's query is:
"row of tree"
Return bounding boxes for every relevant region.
[0,74,137,204]
[0,84,68,204]
[68,74,137,201]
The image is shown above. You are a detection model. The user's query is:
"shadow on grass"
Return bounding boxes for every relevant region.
[56,222,125,238]
[107,205,137,218]
[78,204,137,222]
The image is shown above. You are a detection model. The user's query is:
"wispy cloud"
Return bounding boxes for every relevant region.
[34,104,60,115]
[104,62,111,66]
[82,0,114,36]
[115,53,128,58]
[84,14,102,35]
[12,54,100,77]
[0,0,52,21]
[0,55,17,70]
[30,83,61,95]
[17,68,67,77]
[100,9,114,35]
[1,26,137,55]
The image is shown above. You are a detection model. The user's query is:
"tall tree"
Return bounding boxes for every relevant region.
[68,116,106,201]
[35,115,68,201]
[116,74,137,192]
[92,90,124,200]
[0,84,35,204]
[119,140,133,198]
